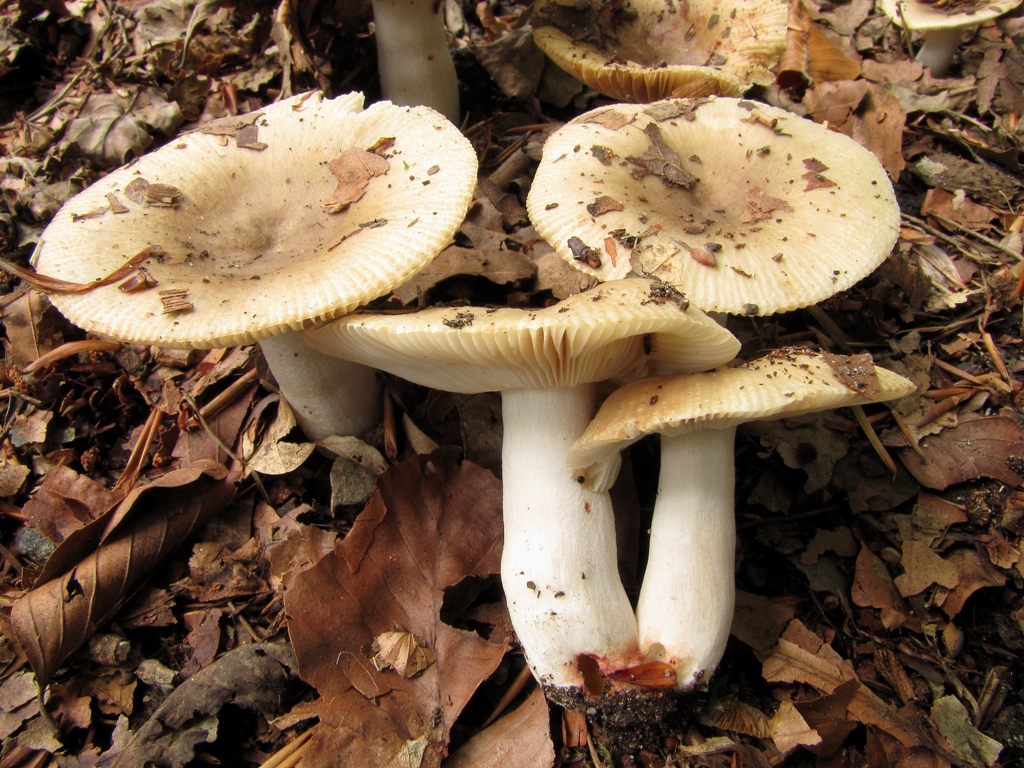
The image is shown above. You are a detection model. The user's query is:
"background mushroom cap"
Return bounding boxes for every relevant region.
[568,348,917,490]
[878,0,1022,29]
[531,0,788,102]
[32,92,478,349]
[303,278,741,392]
[526,97,900,316]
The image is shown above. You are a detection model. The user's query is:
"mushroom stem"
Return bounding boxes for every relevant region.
[260,333,381,442]
[914,26,962,76]
[636,427,737,690]
[370,0,460,122]
[501,385,640,690]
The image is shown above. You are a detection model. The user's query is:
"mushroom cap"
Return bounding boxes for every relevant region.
[568,348,917,490]
[526,97,900,316]
[531,0,788,102]
[32,92,478,349]
[878,0,1022,29]
[302,278,741,393]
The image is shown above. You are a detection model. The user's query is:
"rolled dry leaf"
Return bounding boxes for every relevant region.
[11,464,240,685]
[777,1,861,89]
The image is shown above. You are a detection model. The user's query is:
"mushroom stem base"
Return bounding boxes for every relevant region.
[637,427,737,689]
[260,332,381,442]
[501,385,640,690]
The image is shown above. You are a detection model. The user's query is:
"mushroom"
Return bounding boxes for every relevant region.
[567,349,916,688]
[371,0,460,120]
[303,278,740,694]
[32,92,478,441]
[526,97,901,317]
[878,0,1022,77]
[531,0,789,102]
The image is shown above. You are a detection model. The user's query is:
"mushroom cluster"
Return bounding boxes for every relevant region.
[304,278,740,691]
[32,92,478,441]
[568,350,916,689]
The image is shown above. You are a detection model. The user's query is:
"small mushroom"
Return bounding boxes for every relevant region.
[567,349,916,688]
[372,0,460,120]
[304,278,740,695]
[532,0,789,102]
[32,92,478,441]
[879,0,1023,76]
[527,97,901,316]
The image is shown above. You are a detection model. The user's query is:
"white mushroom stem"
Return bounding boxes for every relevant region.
[915,27,963,77]
[260,333,381,442]
[636,427,737,690]
[371,0,460,122]
[501,385,640,690]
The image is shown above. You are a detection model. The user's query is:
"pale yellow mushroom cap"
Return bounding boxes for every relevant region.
[878,0,1022,29]
[303,278,741,392]
[32,92,478,349]
[568,349,917,490]
[526,97,900,316]
[532,0,788,102]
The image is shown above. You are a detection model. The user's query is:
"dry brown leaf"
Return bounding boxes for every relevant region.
[372,630,437,678]
[898,414,1024,491]
[803,80,907,180]
[894,540,960,598]
[794,679,860,757]
[762,620,937,751]
[102,643,297,768]
[286,448,508,768]
[324,148,389,213]
[626,123,698,189]
[921,187,998,231]
[23,465,118,545]
[740,186,794,224]
[11,464,240,685]
[913,493,968,530]
[940,548,1007,618]
[730,590,799,655]
[851,544,912,631]
[821,352,881,401]
[583,109,634,131]
[444,687,554,768]
[768,700,822,754]
[778,0,861,88]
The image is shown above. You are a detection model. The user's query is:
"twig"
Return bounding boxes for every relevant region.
[851,405,897,477]
[258,730,313,768]
[481,664,533,728]
[181,390,270,504]
[980,331,1013,385]
[926,212,1023,263]
[22,340,122,375]
[900,213,992,263]
[890,408,928,463]
[196,368,258,423]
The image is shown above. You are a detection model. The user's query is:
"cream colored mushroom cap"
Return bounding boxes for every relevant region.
[878,0,1022,29]
[32,92,478,349]
[568,349,916,490]
[531,0,788,102]
[526,97,900,316]
[303,278,740,393]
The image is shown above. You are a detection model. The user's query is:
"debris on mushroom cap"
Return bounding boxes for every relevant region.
[526,97,901,316]
[32,92,478,349]
[302,278,740,392]
[878,0,1022,28]
[531,0,788,102]
[568,348,916,490]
